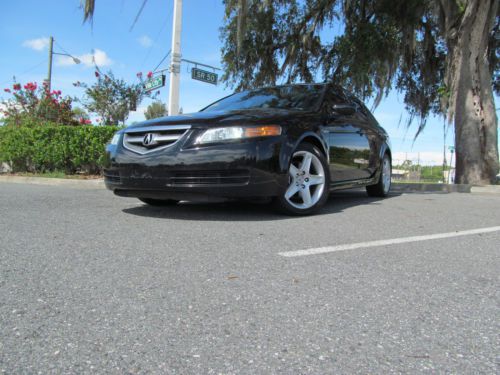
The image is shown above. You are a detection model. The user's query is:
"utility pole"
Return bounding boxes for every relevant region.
[45,36,80,93]
[47,36,54,92]
[168,0,182,116]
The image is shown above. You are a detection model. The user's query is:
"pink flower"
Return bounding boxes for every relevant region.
[95,71,100,78]
[23,82,37,91]
[147,71,153,78]
[13,83,21,91]
[4,88,11,93]
[56,90,61,95]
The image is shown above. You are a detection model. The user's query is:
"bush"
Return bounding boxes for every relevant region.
[0,122,120,174]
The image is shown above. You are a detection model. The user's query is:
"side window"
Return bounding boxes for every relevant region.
[324,87,348,114]
[346,94,372,122]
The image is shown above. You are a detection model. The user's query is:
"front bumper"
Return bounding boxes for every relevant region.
[104,136,287,201]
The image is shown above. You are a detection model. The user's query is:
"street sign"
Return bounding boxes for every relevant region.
[144,75,165,92]
[191,67,218,85]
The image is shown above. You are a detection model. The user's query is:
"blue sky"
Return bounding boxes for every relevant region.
[1,0,497,165]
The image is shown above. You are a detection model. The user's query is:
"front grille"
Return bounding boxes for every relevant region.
[123,125,191,154]
[167,170,250,186]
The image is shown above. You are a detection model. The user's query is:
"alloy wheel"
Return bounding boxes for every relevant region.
[285,150,326,210]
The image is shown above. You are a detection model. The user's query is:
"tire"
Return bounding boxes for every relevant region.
[274,142,330,215]
[366,153,391,197]
[138,198,179,206]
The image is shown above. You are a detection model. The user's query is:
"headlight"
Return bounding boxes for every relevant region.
[110,133,121,145]
[195,125,281,144]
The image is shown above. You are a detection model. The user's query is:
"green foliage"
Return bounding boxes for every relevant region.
[0,121,119,174]
[144,101,168,120]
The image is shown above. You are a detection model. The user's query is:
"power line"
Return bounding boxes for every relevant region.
[153,50,171,73]
[54,40,73,57]
[0,59,47,87]
[129,0,149,32]
[139,4,172,70]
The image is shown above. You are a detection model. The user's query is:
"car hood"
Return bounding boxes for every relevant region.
[126,108,311,129]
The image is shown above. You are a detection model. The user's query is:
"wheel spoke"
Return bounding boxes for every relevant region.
[289,164,299,178]
[300,187,312,206]
[301,153,312,174]
[308,175,324,186]
[285,184,300,199]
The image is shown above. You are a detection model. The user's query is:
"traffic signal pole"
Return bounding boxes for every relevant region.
[168,0,182,116]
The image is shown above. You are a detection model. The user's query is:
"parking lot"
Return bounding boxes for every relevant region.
[1,182,499,373]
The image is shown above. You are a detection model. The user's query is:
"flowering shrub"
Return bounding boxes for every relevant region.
[1,81,81,126]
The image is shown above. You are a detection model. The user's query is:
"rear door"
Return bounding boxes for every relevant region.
[323,89,372,182]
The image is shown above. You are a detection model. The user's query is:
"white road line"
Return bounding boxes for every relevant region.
[278,226,500,258]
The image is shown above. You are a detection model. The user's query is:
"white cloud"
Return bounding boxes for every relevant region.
[22,37,50,51]
[56,49,113,68]
[137,35,153,48]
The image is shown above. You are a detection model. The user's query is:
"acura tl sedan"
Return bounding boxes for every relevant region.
[104,83,392,215]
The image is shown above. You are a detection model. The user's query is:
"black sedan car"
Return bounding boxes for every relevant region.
[104,83,392,215]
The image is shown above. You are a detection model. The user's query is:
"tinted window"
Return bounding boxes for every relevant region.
[201,85,325,112]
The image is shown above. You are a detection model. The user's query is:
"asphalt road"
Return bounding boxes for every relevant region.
[1,182,499,374]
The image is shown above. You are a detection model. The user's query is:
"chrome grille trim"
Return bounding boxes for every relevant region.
[123,125,191,155]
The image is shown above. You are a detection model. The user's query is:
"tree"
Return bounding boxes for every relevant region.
[144,101,168,120]
[75,71,152,126]
[220,0,499,184]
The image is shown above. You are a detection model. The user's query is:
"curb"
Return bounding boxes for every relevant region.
[391,183,472,193]
[0,175,105,189]
[470,185,500,195]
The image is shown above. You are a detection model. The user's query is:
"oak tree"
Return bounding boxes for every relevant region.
[221,0,499,184]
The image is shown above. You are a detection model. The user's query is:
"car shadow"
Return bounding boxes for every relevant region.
[121,189,401,222]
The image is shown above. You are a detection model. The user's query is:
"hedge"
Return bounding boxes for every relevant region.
[0,124,120,174]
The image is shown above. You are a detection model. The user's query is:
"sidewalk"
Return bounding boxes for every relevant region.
[0,175,105,189]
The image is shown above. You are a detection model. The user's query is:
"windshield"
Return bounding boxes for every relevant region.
[201,84,325,112]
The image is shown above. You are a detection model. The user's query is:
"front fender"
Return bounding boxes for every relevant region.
[279,131,329,173]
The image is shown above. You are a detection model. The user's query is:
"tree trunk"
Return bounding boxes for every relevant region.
[443,0,499,184]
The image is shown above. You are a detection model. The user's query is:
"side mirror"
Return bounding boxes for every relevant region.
[332,103,356,116]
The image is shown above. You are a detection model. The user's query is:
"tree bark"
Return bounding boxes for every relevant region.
[442,0,499,184]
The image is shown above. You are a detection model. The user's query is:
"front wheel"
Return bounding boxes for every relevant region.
[274,143,330,215]
[138,198,179,206]
[366,153,391,197]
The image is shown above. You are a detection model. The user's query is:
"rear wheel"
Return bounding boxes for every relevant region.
[138,198,179,206]
[274,143,330,215]
[366,153,391,197]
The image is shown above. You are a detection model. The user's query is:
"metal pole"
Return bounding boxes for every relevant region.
[168,0,182,116]
[47,36,54,92]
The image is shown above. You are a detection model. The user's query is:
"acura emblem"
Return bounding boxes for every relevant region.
[142,133,155,146]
